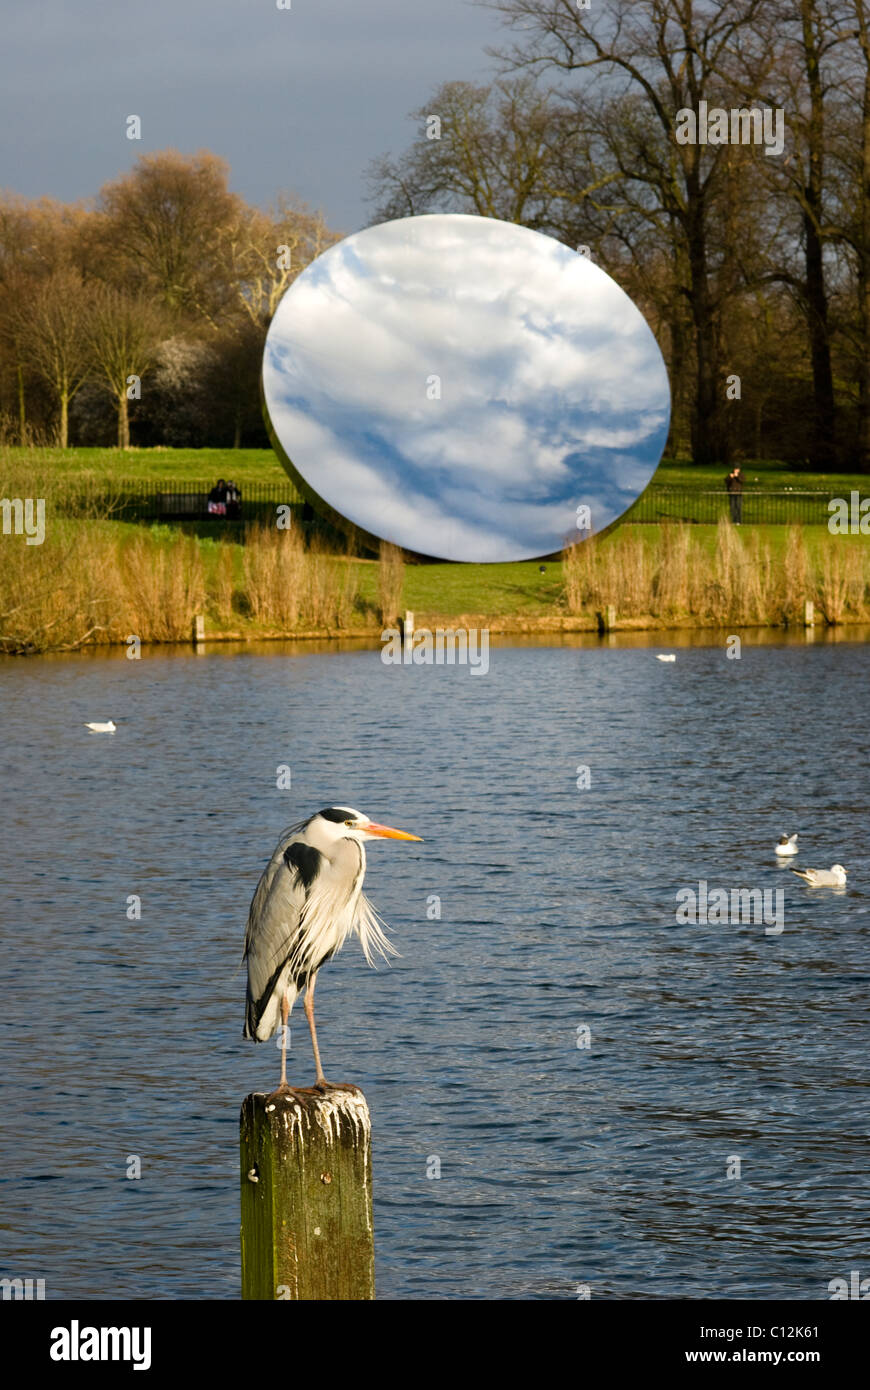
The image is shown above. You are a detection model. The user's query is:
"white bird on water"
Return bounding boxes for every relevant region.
[775,833,799,857]
[656,654,676,662]
[243,805,422,1093]
[790,864,847,887]
[84,721,116,733]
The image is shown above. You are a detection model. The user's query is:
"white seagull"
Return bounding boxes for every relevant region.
[790,864,847,887]
[85,721,116,733]
[656,654,676,662]
[775,833,799,857]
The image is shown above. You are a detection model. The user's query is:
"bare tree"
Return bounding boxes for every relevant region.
[86,284,167,448]
[89,150,241,325]
[479,0,777,465]
[367,76,597,227]
[0,161,342,447]
[16,269,92,447]
[753,0,848,467]
[832,0,870,470]
[0,195,70,440]
[225,196,339,328]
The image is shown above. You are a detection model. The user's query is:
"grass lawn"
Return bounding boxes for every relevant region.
[654,461,869,491]
[1,446,288,486]
[5,447,870,495]
[375,558,565,616]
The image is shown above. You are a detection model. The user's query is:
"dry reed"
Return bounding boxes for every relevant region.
[563,521,870,626]
[378,541,405,625]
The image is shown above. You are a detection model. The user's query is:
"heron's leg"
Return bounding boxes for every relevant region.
[280,991,290,1088]
[304,973,327,1086]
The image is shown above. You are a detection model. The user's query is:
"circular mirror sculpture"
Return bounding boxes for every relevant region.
[263,214,670,563]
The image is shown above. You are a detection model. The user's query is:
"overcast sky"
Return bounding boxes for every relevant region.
[0,0,504,233]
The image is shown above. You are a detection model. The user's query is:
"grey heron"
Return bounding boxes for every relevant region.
[243,806,422,1091]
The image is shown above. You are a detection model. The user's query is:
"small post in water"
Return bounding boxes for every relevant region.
[597,605,616,634]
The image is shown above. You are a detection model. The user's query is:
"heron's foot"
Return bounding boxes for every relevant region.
[314,1078,361,1095]
[267,1081,306,1102]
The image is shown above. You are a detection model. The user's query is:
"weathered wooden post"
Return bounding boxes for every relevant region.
[192,614,205,644]
[596,605,616,634]
[240,1087,375,1300]
[402,610,415,644]
[804,599,815,627]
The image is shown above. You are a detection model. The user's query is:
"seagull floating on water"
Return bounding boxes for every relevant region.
[790,864,847,887]
[656,654,676,662]
[775,833,799,857]
[85,721,116,733]
[243,805,422,1092]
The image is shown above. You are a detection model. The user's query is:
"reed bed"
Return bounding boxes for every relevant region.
[563,519,870,626]
[0,523,208,652]
[0,517,367,653]
[221,523,359,631]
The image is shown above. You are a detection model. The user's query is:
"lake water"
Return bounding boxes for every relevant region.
[1,632,868,1300]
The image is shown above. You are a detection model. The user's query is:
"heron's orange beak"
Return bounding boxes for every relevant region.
[365,821,423,841]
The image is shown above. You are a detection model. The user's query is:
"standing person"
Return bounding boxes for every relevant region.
[725,466,743,524]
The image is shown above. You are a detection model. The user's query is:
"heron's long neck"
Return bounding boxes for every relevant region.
[332,835,365,882]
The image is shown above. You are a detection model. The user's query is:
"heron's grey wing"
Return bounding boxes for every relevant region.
[243,823,322,1039]
[242,820,307,960]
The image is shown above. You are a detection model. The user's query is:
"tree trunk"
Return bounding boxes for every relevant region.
[17,361,26,443]
[858,61,870,472]
[59,390,69,450]
[800,0,836,469]
[686,209,719,466]
[803,213,836,467]
[233,405,242,449]
[667,312,691,458]
[117,390,129,449]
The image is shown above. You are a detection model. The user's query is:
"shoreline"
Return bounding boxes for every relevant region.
[8,612,870,657]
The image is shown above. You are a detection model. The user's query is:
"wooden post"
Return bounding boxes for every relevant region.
[403,610,414,644]
[192,614,205,644]
[240,1088,375,1301]
[596,605,616,634]
[804,599,815,627]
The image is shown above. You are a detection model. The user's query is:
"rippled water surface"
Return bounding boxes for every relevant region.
[1,635,868,1299]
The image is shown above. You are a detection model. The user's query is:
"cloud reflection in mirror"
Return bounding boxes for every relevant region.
[263,214,670,562]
